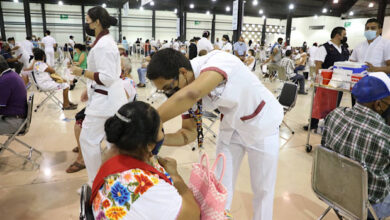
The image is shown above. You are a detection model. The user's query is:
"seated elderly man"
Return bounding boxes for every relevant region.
[321,72,390,219]
[0,43,23,74]
[0,55,27,135]
[280,50,307,94]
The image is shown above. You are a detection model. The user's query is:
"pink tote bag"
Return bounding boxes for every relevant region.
[189,153,228,220]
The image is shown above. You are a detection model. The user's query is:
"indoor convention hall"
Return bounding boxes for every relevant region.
[0,0,390,219]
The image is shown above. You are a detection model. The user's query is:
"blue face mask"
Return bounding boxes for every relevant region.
[152,138,164,155]
[364,30,377,41]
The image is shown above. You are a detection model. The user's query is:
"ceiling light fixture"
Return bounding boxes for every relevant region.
[253,0,258,6]
[102,3,107,8]
[206,10,210,15]
[314,14,318,19]
[150,1,154,6]
[13,0,18,3]
[259,9,263,14]
[368,2,374,8]
[289,4,294,10]
[333,0,338,3]
[58,1,63,5]
[190,3,194,9]
[140,6,144,10]
[349,11,354,16]
[226,6,230,12]
[262,15,266,19]
[174,8,177,13]
[322,8,327,13]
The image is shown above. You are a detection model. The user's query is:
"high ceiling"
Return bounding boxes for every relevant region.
[0,0,362,19]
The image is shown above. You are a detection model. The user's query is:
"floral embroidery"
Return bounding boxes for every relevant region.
[102,199,110,209]
[105,206,127,220]
[94,159,174,219]
[111,182,131,206]
[93,192,102,212]
[134,174,154,195]
[95,211,106,220]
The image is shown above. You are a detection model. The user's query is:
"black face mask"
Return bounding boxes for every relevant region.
[381,106,390,125]
[341,36,348,45]
[85,23,95,37]
[164,87,180,98]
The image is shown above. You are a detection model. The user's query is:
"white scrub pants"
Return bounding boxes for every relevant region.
[80,115,108,184]
[45,50,55,67]
[216,130,279,220]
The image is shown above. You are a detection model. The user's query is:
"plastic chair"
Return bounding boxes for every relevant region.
[79,184,94,220]
[30,71,63,112]
[278,82,298,134]
[0,94,42,167]
[312,145,379,220]
[203,110,220,139]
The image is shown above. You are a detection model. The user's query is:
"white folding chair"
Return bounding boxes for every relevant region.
[0,94,42,168]
[30,71,63,112]
[312,145,379,220]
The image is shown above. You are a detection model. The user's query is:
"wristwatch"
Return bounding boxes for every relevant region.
[81,69,85,76]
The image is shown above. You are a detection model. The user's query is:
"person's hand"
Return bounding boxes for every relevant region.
[71,66,83,76]
[366,62,376,72]
[158,157,179,177]
[80,89,88,102]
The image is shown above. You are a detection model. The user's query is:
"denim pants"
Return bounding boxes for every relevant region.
[370,193,390,219]
[137,68,147,84]
[290,74,305,93]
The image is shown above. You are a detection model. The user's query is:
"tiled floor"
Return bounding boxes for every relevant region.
[0,56,381,220]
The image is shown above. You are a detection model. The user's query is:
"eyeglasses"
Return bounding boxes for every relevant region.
[162,77,179,97]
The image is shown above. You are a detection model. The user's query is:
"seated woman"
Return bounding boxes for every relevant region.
[137,47,156,88]
[32,48,77,110]
[244,49,256,71]
[91,101,200,220]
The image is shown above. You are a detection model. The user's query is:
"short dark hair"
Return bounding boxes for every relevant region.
[222,34,230,42]
[248,49,255,56]
[69,35,74,39]
[74,44,86,51]
[105,101,160,160]
[45,30,51,35]
[285,50,292,57]
[301,47,306,53]
[331,27,345,39]
[33,48,46,60]
[202,31,210,38]
[147,48,193,80]
[123,36,126,40]
[366,18,382,28]
[88,6,117,29]
[313,43,318,46]
[26,36,32,40]
[278,37,283,42]
[7,37,14,42]
[0,55,9,73]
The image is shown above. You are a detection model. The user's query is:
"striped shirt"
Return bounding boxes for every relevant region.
[321,103,390,204]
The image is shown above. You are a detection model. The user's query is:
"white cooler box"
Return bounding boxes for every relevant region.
[329,61,368,89]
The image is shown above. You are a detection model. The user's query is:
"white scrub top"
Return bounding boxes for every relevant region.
[42,36,56,52]
[197,37,214,54]
[221,42,233,53]
[308,46,318,66]
[85,34,127,117]
[190,50,284,147]
[350,36,390,67]
[20,40,34,56]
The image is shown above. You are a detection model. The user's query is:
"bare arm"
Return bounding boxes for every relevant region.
[367,60,390,73]
[315,61,323,75]
[164,118,197,146]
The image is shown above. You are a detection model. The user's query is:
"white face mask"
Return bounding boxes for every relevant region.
[364,30,378,41]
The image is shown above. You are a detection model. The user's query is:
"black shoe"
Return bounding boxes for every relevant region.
[303,124,318,131]
[298,91,308,95]
[69,84,76,90]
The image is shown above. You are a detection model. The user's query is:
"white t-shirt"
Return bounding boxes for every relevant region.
[314,41,343,63]
[33,61,53,85]
[350,36,390,67]
[69,39,75,48]
[122,77,137,102]
[161,42,172,49]
[197,37,214,54]
[42,36,56,52]
[221,42,233,53]
[173,42,180,51]
[20,40,34,56]
[308,46,318,66]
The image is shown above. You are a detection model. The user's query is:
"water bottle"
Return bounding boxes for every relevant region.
[316,119,325,135]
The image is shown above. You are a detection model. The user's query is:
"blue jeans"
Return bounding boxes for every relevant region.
[290,74,305,93]
[294,65,305,73]
[137,68,147,84]
[371,193,390,219]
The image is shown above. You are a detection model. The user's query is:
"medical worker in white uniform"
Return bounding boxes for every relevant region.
[147,48,284,220]
[71,6,127,184]
[41,30,57,67]
[350,18,390,73]
[197,31,214,55]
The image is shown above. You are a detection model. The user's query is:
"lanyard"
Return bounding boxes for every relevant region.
[188,100,204,151]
